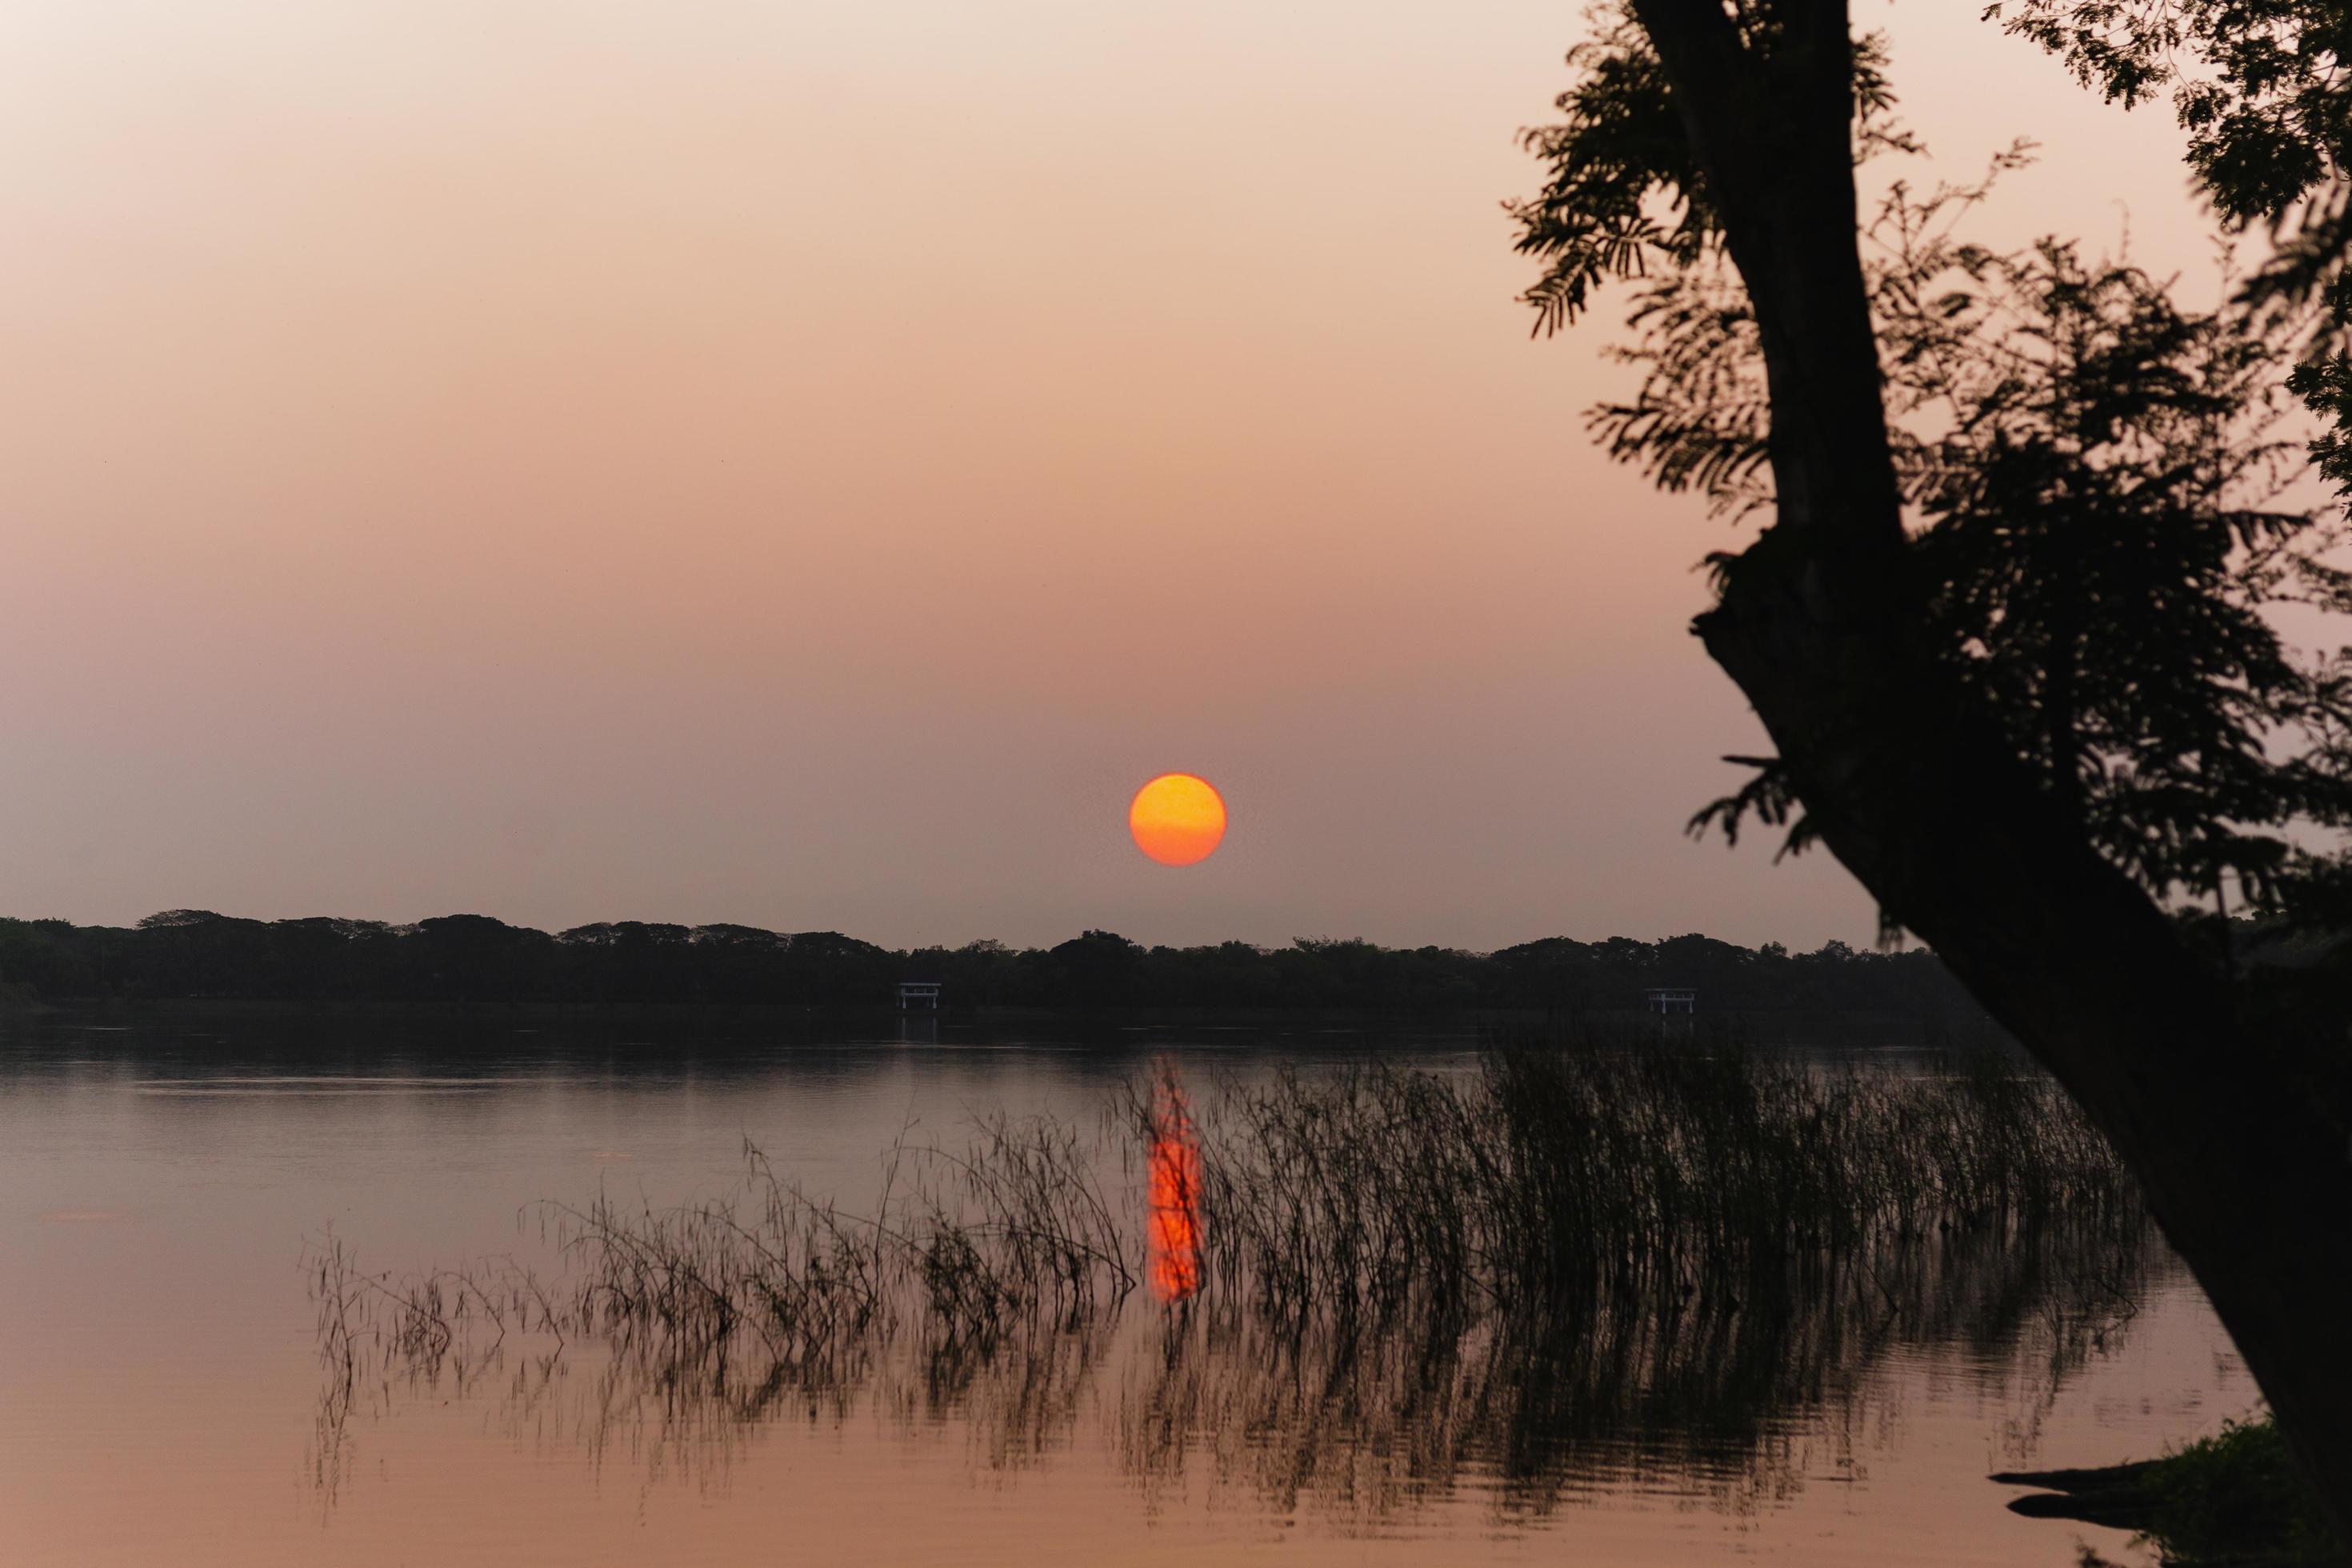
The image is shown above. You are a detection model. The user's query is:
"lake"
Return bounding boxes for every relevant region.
[0,1008,2254,1566]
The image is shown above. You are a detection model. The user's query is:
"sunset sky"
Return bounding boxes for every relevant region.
[0,0,2220,950]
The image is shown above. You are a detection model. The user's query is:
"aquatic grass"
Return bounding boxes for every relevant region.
[313,1043,2151,1512]
[314,1112,1138,1408]
[318,1046,2138,1374]
[1184,1046,2138,1322]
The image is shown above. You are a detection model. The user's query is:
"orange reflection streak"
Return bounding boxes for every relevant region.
[1146,1074,1202,1303]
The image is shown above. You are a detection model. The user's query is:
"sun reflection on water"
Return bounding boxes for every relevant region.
[1146,1070,1201,1303]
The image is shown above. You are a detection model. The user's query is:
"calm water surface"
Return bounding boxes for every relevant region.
[0,1010,2255,1566]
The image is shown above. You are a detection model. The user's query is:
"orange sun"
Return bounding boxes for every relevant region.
[1129,773,1227,866]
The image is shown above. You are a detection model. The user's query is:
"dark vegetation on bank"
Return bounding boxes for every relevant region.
[0,909,1993,1021]
[2003,1415,2343,1566]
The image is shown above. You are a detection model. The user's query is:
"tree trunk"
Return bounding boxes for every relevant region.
[1626,0,2352,1524]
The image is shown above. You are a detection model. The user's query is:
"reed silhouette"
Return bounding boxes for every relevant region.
[310,1046,2150,1522]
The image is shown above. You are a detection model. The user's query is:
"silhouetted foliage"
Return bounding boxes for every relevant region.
[1518,53,2352,913]
[1990,0,2352,498]
[0,909,1989,1026]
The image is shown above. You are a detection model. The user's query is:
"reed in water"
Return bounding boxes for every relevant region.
[312,1044,2149,1510]
[1191,1046,2136,1318]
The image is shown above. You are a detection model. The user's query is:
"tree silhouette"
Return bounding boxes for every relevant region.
[0,911,1985,1019]
[1511,0,2352,1517]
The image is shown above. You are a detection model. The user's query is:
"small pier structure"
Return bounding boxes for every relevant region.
[896,981,942,1011]
[1643,986,1696,1015]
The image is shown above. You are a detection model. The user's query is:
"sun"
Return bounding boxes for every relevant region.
[1129,773,1227,866]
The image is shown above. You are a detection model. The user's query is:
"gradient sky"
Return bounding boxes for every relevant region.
[0,1,2221,950]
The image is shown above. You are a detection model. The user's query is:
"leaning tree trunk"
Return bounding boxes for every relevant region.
[1624,0,2352,1524]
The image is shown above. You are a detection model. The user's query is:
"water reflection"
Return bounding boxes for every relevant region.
[313,1218,2158,1520]
[311,1054,2159,1530]
[1146,1069,1202,1303]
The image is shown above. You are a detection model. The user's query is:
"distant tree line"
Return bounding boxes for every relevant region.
[0,910,1991,1020]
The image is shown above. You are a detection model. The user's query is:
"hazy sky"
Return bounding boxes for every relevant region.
[0,1,2222,950]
